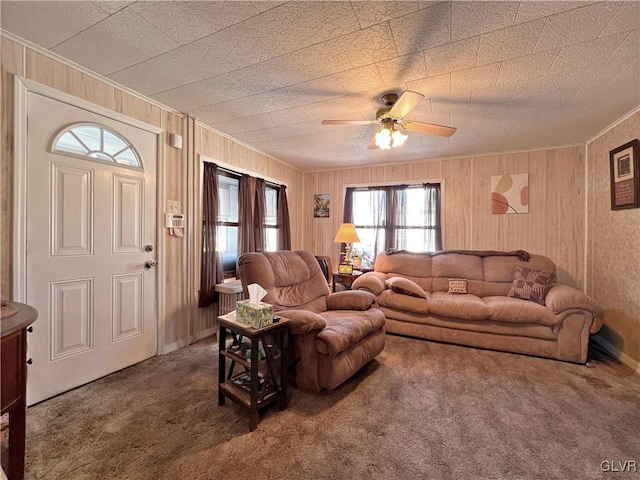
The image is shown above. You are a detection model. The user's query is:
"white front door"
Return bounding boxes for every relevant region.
[26,92,158,405]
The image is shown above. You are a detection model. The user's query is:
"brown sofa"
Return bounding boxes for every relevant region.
[351,250,603,364]
[238,250,386,391]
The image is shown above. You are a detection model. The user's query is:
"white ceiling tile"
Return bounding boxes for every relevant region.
[52,7,180,75]
[340,23,399,68]
[250,1,285,14]
[496,48,560,85]
[351,1,420,29]
[329,65,386,95]
[129,1,261,46]
[600,1,640,37]
[376,52,427,86]
[108,54,202,97]
[450,63,501,95]
[209,106,316,135]
[1,1,110,49]
[514,1,595,25]
[389,1,451,55]
[406,73,452,98]
[90,1,133,15]
[534,2,621,53]
[303,93,376,121]
[548,32,629,75]
[476,19,545,66]
[424,36,479,77]
[451,1,519,42]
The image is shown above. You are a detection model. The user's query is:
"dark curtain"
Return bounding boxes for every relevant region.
[238,174,257,256]
[198,162,223,308]
[343,187,355,223]
[277,185,291,250]
[253,178,266,252]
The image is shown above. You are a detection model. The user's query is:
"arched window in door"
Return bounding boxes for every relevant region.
[51,123,142,169]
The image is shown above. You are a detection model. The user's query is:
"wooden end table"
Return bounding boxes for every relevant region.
[218,316,289,431]
[332,270,363,292]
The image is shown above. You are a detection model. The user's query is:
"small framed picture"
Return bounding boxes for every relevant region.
[338,263,353,274]
[610,139,639,210]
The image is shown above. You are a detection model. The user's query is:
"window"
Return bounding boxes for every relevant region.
[217,171,240,275]
[52,123,142,168]
[213,168,281,278]
[348,183,442,261]
[264,185,279,251]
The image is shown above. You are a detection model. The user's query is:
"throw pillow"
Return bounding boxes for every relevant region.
[508,266,556,305]
[385,277,427,299]
[448,279,467,294]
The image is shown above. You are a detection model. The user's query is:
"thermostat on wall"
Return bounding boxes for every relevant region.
[165,213,185,228]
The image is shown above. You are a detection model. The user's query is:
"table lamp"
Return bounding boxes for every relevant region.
[334,223,360,267]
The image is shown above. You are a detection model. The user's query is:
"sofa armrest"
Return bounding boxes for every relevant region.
[326,290,376,311]
[545,285,604,333]
[278,309,327,335]
[351,272,388,296]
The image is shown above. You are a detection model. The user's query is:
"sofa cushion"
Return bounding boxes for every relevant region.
[508,266,556,305]
[483,296,559,326]
[378,290,430,314]
[315,309,386,357]
[385,277,427,298]
[429,292,489,320]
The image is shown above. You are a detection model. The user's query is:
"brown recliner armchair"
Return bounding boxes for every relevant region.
[238,250,386,392]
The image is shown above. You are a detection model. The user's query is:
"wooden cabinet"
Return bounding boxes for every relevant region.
[1,303,38,480]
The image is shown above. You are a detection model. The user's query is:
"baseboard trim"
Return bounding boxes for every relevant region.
[162,339,189,355]
[592,336,640,373]
[195,327,217,342]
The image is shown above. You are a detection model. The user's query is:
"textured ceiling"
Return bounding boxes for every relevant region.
[2,1,639,171]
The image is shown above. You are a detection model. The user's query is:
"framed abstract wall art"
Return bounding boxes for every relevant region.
[491,173,529,214]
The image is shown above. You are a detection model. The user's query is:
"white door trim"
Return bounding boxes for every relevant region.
[13,76,167,354]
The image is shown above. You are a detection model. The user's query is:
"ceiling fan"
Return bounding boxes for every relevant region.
[321,90,456,150]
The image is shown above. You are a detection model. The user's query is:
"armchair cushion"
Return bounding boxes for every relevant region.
[315,309,386,357]
[278,309,326,335]
[326,290,376,311]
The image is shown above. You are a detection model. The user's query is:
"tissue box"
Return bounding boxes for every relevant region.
[236,300,273,328]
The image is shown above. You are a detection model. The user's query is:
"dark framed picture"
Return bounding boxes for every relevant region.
[610,139,639,210]
[338,263,353,274]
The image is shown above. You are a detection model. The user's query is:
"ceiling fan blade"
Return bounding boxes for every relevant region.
[388,90,425,119]
[367,134,379,150]
[321,119,378,125]
[401,121,457,138]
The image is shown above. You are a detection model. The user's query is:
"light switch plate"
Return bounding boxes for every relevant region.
[168,200,180,213]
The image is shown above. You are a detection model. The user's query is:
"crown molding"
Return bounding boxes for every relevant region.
[585,105,640,145]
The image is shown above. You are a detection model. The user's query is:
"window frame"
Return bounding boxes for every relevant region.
[348,182,442,258]
[51,122,143,170]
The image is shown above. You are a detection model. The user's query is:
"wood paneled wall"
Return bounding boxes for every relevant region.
[587,110,640,368]
[302,146,586,287]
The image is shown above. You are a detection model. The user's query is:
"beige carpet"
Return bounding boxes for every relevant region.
[24,335,639,480]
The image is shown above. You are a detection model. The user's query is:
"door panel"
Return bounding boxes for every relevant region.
[26,92,157,405]
[51,163,93,256]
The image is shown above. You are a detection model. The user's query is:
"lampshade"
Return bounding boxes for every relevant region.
[334,223,360,243]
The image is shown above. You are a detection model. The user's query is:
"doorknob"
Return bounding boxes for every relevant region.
[144,260,158,270]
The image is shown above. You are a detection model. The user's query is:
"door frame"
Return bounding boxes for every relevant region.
[13,76,167,353]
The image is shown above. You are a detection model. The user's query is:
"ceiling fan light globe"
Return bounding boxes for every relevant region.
[375,128,392,149]
[391,130,408,147]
